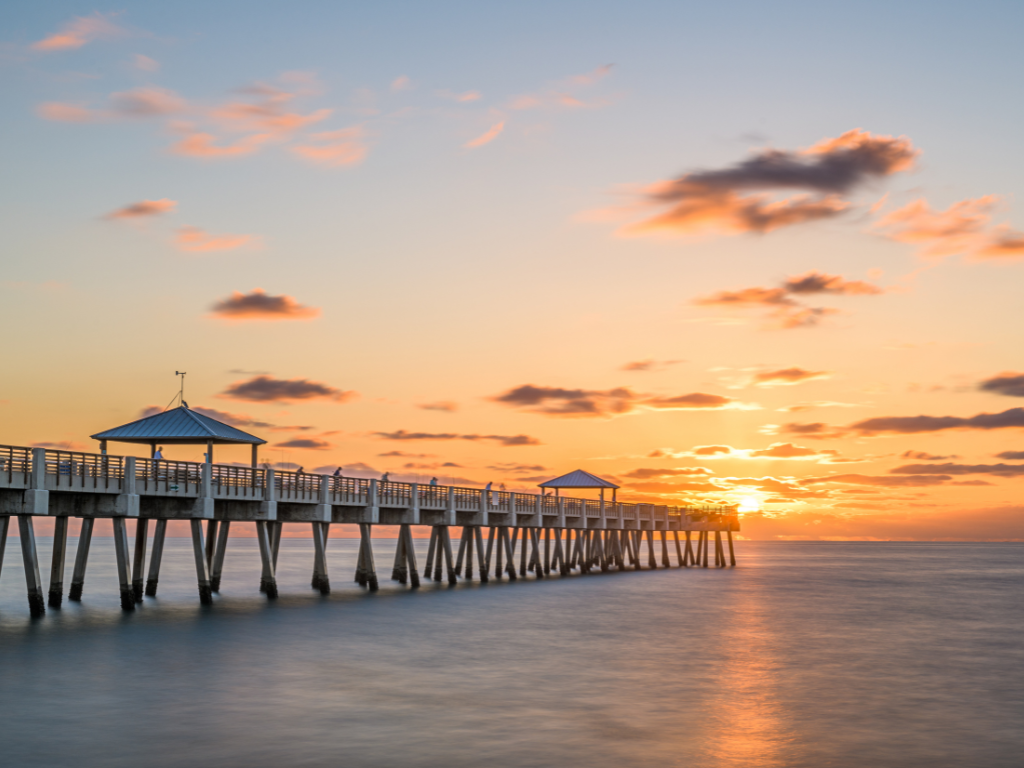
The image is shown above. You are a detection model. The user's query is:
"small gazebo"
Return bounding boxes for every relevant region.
[538,469,619,501]
[91,405,266,466]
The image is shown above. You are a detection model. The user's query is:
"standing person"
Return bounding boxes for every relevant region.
[485,481,496,507]
[429,477,438,486]
[153,446,164,480]
[429,476,438,502]
[333,467,343,477]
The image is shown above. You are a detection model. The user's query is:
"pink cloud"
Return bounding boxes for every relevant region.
[36,102,95,122]
[874,196,1024,260]
[465,120,505,148]
[170,130,271,158]
[291,128,367,167]
[176,226,255,253]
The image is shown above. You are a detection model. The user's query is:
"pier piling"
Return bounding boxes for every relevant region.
[255,520,277,598]
[145,519,166,597]
[112,517,135,611]
[188,519,213,606]
[18,516,45,617]
[211,521,230,592]
[131,518,148,603]
[69,518,94,601]
[47,516,69,608]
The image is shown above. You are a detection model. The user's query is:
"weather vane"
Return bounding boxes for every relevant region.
[175,370,187,408]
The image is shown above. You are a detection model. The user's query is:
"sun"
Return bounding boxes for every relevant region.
[737,496,761,513]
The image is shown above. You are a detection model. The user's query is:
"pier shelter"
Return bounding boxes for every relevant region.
[539,469,619,502]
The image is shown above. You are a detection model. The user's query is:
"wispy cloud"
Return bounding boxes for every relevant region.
[417,401,458,412]
[176,226,256,252]
[620,359,684,372]
[751,368,832,387]
[32,13,126,52]
[374,430,541,447]
[490,384,755,418]
[210,289,320,320]
[694,271,884,329]
[465,120,505,148]
[290,127,368,167]
[104,198,176,219]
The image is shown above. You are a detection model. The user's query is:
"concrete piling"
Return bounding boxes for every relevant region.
[145,519,166,597]
[211,521,230,592]
[18,515,45,617]
[131,518,148,603]
[189,519,214,605]
[69,518,94,601]
[47,516,69,608]
[255,520,277,598]
[111,517,135,612]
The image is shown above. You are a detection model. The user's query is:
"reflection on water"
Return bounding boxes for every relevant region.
[1,540,1022,768]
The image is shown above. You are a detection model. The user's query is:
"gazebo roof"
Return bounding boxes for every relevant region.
[538,469,619,489]
[91,406,266,445]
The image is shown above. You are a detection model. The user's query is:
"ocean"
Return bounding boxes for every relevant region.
[0,538,1021,767]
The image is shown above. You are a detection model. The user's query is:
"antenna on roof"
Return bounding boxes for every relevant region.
[175,371,187,408]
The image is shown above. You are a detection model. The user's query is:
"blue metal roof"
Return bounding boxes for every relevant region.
[538,469,619,489]
[91,406,266,445]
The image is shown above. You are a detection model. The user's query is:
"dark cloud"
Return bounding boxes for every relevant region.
[996,451,1024,460]
[378,450,435,458]
[752,367,832,387]
[625,130,916,236]
[275,438,332,450]
[694,271,883,329]
[104,198,177,219]
[979,372,1024,398]
[487,463,549,473]
[901,450,958,461]
[776,422,850,440]
[402,462,464,470]
[210,289,320,320]
[221,375,356,403]
[491,384,744,417]
[890,463,1024,477]
[373,430,541,447]
[850,408,1024,435]
[137,404,293,431]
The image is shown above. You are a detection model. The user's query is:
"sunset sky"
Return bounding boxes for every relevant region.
[3,1,1024,540]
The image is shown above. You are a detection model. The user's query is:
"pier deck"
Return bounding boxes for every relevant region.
[0,445,739,616]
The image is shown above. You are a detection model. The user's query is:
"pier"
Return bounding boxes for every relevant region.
[0,443,739,617]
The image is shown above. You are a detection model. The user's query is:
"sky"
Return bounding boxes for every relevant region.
[2,1,1024,540]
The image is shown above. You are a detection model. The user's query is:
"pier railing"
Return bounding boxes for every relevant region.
[0,443,737,524]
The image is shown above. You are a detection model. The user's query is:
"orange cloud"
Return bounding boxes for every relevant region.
[105,199,177,219]
[32,13,125,52]
[210,289,320,320]
[211,84,331,136]
[622,129,916,237]
[176,226,255,252]
[752,368,832,387]
[465,120,505,148]
[874,196,1024,260]
[291,128,367,167]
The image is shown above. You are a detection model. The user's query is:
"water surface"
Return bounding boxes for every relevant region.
[1,539,1020,767]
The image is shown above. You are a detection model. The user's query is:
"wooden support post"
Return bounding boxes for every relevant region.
[392,527,408,583]
[423,526,437,580]
[476,526,489,583]
[673,531,684,567]
[205,520,219,573]
[360,523,379,591]
[310,522,331,594]
[660,530,670,568]
[402,524,420,588]
[646,529,657,569]
[69,517,94,601]
[702,531,710,568]
[255,520,278,598]
[487,527,498,579]
[18,516,45,617]
[211,520,230,592]
[130,518,148,603]
[48,516,70,608]
[145,519,166,596]
[433,527,445,583]
[189,519,213,605]
[727,530,736,566]
[684,531,694,567]
[454,527,468,577]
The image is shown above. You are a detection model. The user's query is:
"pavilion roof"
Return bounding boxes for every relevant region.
[91,406,266,445]
[538,469,619,489]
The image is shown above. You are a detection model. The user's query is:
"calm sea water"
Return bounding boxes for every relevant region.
[0,538,1021,768]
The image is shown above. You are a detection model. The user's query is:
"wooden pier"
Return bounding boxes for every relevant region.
[0,445,739,617]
